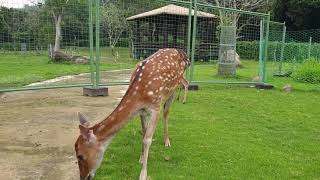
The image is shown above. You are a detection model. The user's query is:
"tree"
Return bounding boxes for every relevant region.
[201,0,271,26]
[273,0,320,30]
[101,2,128,60]
[200,0,270,75]
[43,0,85,52]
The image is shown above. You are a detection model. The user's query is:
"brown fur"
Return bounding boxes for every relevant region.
[75,48,189,180]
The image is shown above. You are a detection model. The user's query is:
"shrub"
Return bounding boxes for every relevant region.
[293,58,320,83]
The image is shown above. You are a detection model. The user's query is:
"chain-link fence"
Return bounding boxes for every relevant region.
[98,0,192,85]
[188,0,270,84]
[0,0,277,92]
[0,0,94,91]
[268,22,320,78]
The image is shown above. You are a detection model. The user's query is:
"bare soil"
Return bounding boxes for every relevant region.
[0,70,131,180]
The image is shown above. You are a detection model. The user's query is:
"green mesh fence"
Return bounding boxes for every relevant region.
[268,23,320,78]
[0,0,277,92]
[268,21,292,77]
[189,0,270,84]
[0,0,93,91]
[97,0,192,85]
[285,29,320,61]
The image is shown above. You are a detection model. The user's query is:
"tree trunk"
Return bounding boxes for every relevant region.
[54,15,62,52]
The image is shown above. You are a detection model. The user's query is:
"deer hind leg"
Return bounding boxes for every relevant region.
[139,109,149,164]
[139,107,160,180]
[163,94,175,147]
[176,85,182,101]
[181,78,189,104]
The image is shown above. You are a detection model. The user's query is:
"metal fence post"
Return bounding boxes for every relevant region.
[186,0,193,81]
[89,0,95,87]
[258,20,264,81]
[190,0,198,83]
[308,36,312,59]
[279,22,286,75]
[95,0,101,87]
[262,12,270,83]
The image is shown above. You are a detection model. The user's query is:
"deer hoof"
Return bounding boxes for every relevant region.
[164,138,171,147]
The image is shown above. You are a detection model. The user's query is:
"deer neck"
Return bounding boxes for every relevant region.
[92,90,142,141]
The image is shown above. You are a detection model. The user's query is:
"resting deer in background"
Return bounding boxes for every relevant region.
[75,48,190,180]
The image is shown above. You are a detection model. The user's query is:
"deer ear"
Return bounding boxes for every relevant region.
[78,112,90,127]
[79,125,96,142]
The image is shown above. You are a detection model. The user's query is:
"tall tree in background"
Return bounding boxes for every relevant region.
[202,0,269,26]
[44,0,70,52]
[273,0,320,30]
[101,3,128,51]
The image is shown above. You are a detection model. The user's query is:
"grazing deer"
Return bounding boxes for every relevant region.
[75,48,190,180]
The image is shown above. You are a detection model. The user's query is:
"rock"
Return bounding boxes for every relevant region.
[252,76,261,82]
[52,51,72,62]
[72,56,89,64]
[283,84,293,92]
[164,156,171,161]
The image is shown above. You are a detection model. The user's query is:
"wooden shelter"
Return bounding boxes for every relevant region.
[127,4,219,60]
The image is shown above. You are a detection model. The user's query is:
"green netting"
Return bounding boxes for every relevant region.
[0,0,93,91]
[268,22,320,78]
[97,0,192,85]
[285,29,320,61]
[190,0,270,84]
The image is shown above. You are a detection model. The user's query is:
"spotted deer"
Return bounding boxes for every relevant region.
[75,48,190,180]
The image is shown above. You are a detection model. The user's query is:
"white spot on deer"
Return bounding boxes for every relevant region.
[148,81,152,85]
[142,66,145,69]
[159,87,164,91]
[135,86,139,90]
[138,78,142,82]
[118,106,123,111]
[147,91,154,96]
[139,73,143,77]
[139,62,143,66]
[133,91,137,95]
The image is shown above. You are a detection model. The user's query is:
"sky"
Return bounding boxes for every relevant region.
[0,0,40,8]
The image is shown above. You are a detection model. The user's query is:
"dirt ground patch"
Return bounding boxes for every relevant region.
[0,70,131,180]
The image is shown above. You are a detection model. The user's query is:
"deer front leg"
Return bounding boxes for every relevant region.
[139,108,160,180]
[139,110,148,164]
[163,94,175,147]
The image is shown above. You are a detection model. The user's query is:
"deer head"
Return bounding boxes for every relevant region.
[74,112,109,180]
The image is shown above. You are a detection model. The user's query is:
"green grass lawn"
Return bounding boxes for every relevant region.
[1,51,319,179]
[0,53,136,88]
[95,83,320,179]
